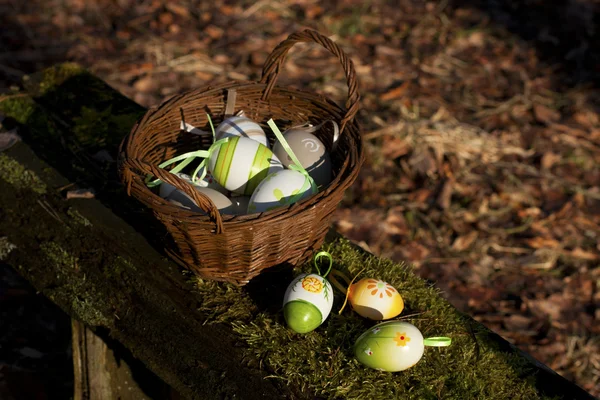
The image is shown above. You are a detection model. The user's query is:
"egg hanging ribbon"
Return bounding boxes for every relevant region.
[423,337,452,347]
[267,119,318,201]
[328,268,364,314]
[313,250,333,278]
[329,269,405,320]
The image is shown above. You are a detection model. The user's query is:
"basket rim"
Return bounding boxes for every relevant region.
[118,80,364,227]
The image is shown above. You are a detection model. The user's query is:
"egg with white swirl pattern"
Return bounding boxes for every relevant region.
[272,129,332,188]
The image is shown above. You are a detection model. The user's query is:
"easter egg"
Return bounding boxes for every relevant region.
[354,321,424,372]
[192,167,229,195]
[247,169,313,214]
[348,278,404,320]
[215,116,269,148]
[165,186,235,214]
[272,129,332,188]
[207,136,283,195]
[283,273,334,333]
[160,172,228,199]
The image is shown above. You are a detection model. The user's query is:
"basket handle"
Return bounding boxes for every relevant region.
[120,156,225,233]
[260,29,360,135]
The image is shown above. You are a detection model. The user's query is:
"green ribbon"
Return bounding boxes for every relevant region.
[423,337,452,347]
[146,114,222,188]
[313,251,333,278]
[267,119,317,205]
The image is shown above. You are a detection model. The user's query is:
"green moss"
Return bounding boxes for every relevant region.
[0,96,36,124]
[0,153,47,194]
[40,242,78,274]
[40,241,111,326]
[72,105,141,149]
[193,278,257,324]
[22,62,86,97]
[190,238,553,400]
[0,237,17,260]
[67,208,92,227]
[71,296,111,327]
[104,256,133,280]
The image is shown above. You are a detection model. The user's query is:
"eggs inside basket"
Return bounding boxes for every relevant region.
[151,111,339,216]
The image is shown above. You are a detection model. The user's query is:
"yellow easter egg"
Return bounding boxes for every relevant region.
[348,278,404,320]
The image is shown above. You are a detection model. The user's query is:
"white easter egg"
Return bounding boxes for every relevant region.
[159,172,192,199]
[192,167,229,195]
[283,273,334,333]
[160,171,228,198]
[207,136,283,196]
[247,169,313,214]
[272,129,332,188]
[215,116,269,148]
[166,186,234,214]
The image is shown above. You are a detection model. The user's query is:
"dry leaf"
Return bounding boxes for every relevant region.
[381,137,410,159]
[567,248,599,261]
[452,231,479,251]
[541,152,561,170]
[573,110,599,128]
[437,179,454,209]
[400,241,430,263]
[383,207,408,236]
[533,103,561,125]
[133,75,157,93]
[165,3,191,18]
[381,81,410,101]
[525,237,560,249]
[66,189,95,199]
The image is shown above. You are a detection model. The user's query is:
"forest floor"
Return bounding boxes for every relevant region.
[0,0,599,397]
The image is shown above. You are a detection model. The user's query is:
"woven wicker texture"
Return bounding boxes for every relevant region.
[118,30,364,285]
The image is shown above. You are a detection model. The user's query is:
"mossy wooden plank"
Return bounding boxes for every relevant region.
[0,63,596,400]
[0,142,290,400]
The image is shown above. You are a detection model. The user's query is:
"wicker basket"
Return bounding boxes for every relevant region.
[118,30,364,285]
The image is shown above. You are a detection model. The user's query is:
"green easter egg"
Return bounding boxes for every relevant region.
[354,321,425,372]
[283,300,323,334]
[208,136,283,195]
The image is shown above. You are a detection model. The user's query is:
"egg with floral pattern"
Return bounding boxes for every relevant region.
[348,278,404,320]
[354,321,424,372]
[283,273,334,333]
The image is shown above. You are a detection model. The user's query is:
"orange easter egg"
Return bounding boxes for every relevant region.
[348,278,404,320]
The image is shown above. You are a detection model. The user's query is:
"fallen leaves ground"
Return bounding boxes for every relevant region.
[0,0,599,396]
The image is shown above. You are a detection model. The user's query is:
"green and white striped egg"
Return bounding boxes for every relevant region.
[283,273,333,333]
[215,116,269,148]
[207,136,283,196]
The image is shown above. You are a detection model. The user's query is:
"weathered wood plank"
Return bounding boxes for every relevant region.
[72,319,176,400]
[0,138,291,399]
